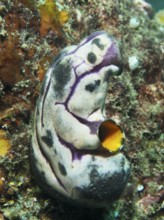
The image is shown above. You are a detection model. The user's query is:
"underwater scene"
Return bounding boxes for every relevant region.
[0,0,163,219]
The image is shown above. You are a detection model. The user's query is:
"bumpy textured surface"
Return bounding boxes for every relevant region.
[31,31,130,207]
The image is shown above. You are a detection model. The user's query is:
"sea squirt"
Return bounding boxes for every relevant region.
[31,31,130,207]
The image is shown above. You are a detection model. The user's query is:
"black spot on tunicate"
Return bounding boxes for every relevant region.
[90,168,99,183]
[85,80,100,92]
[92,38,105,50]
[85,83,95,92]
[41,130,53,147]
[58,162,67,176]
[53,61,71,96]
[87,52,97,64]
[73,167,130,203]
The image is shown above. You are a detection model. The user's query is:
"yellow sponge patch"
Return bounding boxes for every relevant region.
[0,129,11,157]
[155,10,164,25]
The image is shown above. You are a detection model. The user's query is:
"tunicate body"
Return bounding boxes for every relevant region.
[31,31,130,207]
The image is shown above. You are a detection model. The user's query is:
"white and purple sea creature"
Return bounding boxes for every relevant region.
[31,31,130,207]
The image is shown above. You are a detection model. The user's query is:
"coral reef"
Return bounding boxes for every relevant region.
[0,0,163,219]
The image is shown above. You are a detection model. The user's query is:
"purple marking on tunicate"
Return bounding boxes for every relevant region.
[64,71,86,105]
[56,132,111,161]
[55,35,121,111]
[54,41,121,134]
[73,59,85,77]
[64,44,120,107]
[54,38,121,136]
[57,133,84,161]
[102,42,121,67]
[69,110,102,134]
[36,127,67,191]
[66,31,106,56]
[41,79,51,127]
[54,101,102,135]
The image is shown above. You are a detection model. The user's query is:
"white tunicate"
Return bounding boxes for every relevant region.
[129,17,140,28]
[137,184,144,192]
[128,56,139,70]
[31,31,130,208]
